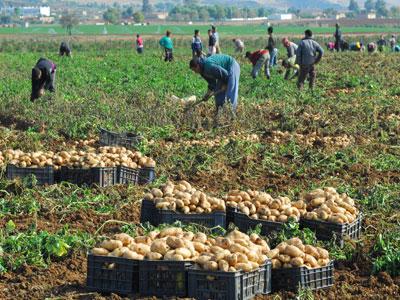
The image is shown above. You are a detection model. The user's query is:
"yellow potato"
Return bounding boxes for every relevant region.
[123,250,143,260]
[91,247,109,256]
[290,257,304,267]
[175,247,192,259]
[246,250,259,262]
[195,255,212,265]
[316,247,329,259]
[193,232,207,243]
[304,245,320,259]
[230,244,249,255]
[150,240,170,255]
[318,258,330,267]
[311,197,325,206]
[166,236,185,249]
[109,247,125,257]
[278,254,291,264]
[271,258,282,269]
[276,242,288,253]
[100,239,123,251]
[183,232,194,241]
[136,244,151,255]
[203,261,218,271]
[151,188,163,198]
[236,253,249,263]
[236,262,253,272]
[304,254,319,268]
[146,252,163,260]
[218,259,230,272]
[171,254,184,261]
[159,227,183,238]
[135,236,152,245]
[215,237,232,249]
[249,261,259,270]
[226,253,238,266]
[113,233,134,246]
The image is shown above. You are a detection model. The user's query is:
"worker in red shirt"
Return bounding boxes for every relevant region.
[245,50,270,79]
[136,34,144,54]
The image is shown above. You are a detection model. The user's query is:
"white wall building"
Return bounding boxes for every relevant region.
[268,13,293,21]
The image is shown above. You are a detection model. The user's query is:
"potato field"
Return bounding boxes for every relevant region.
[0,34,399,300]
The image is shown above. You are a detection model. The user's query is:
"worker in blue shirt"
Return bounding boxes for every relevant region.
[189,54,240,122]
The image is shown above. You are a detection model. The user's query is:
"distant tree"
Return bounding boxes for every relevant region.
[122,7,134,18]
[198,7,209,21]
[184,0,198,5]
[349,0,360,13]
[142,0,152,14]
[257,7,267,17]
[133,11,144,23]
[288,7,300,16]
[14,7,21,17]
[365,0,376,12]
[103,8,120,24]
[60,12,79,35]
[390,6,400,18]
[215,5,226,20]
[0,15,11,24]
[323,8,338,17]
[375,0,388,17]
[231,6,241,18]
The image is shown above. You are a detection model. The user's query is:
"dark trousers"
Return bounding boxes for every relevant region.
[297,64,316,90]
[164,48,173,62]
[137,47,143,54]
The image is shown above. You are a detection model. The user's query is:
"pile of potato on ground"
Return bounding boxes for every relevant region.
[267,238,330,269]
[0,146,155,170]
[300,187,359,224]
[224,190,306,222]
[92,228,269,272]
[144,181,226,214]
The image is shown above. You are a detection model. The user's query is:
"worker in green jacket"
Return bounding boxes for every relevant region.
[159,30,174,62]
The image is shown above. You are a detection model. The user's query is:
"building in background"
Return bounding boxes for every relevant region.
[268,13,293,21]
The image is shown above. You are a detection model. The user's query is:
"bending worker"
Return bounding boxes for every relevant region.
[282,37,299,80]
[245,49,270,79]
[31,58,56,102]
[189,54,240,121]
[59,41,71,57]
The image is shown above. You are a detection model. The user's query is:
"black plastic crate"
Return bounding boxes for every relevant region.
[58,166,118,187]
[233,211,286,237]
[300,213,363,247]
[140,199,159,224]
[226,205,237,227]
[99,128,142,149]
[139,260,193,297]
[188,261,271,300]
[140,199,226,230]
[6,164,54,185]
[118,166,139,185]
[86,254,139,296]
[137,167,155,185]
[271,261,334,292]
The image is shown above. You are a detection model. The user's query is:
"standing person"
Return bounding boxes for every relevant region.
[265,26,278,67]
[31,58,56,102]
[136,34,144,54]
[232,38,244,53]
[245,50,270,79]
[389,35,396,51]
[159,30,174,62]
[208,29,216,56]
[191,29,203,58]
[212,26,221,54]
[295,29,324,90]
[59,41,71,57]
[189,54,240,123]
[282,38,299,80]
[334,23,342,52]
[377,35,387,52]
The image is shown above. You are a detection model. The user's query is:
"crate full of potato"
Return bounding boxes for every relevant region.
[299,187,362,246]
[224,190,303,236]
[267,238,334,291]
[141,181,226,229]
[187,230,272,300]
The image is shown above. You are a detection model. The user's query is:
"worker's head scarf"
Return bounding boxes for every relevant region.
[356,42,361,49]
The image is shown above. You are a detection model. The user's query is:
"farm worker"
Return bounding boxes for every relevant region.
[266,26,278,67]
[377,35,387,52]
[159,30,173,62]
[211,26,221,54]
[208,29,216,56]
[349,42,363,52]
[367,42,377,54]
[136,34,144,54]
[59,41,71,57]
[394,45,400,52]
[334,23,342,52]
[282,58,299,80]
[189,54,240,119]
[389,35,396,51]
[233,38,245,53]
[191,29,203,58]
[30,58,56,102]
[326,42,335,52]
[245,50,270,79]
[295,29,324,90]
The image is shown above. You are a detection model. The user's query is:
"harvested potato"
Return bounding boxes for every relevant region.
[100,240,123,251]
[150,240,169,255]
[92,247,109,256]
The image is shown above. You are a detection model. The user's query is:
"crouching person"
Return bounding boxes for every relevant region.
[245,50,270,79]
[31,58,56,102]
[59,42,72,57]
[189,54,240,124]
